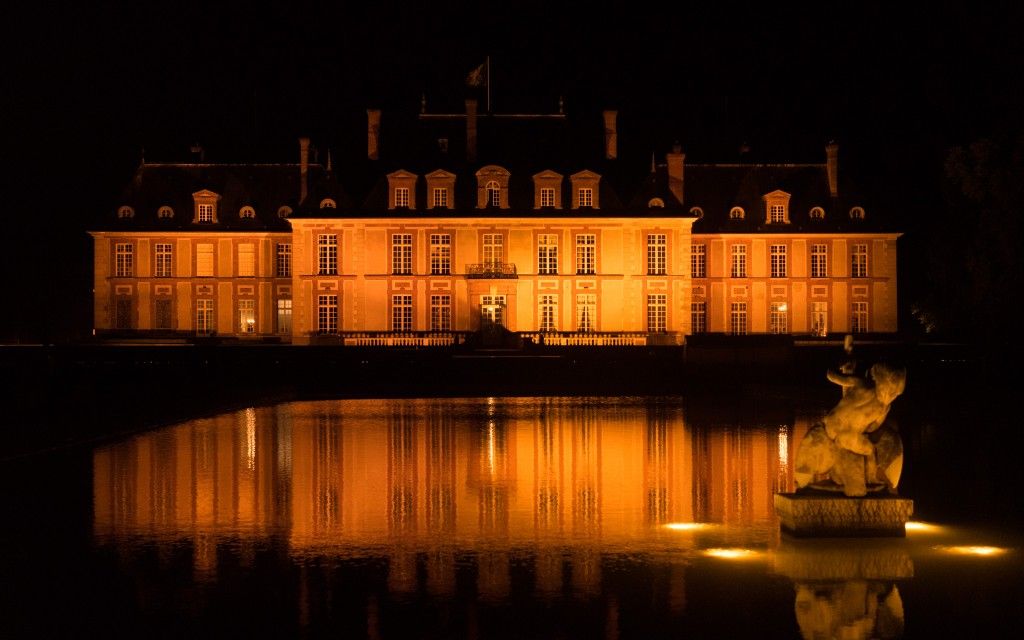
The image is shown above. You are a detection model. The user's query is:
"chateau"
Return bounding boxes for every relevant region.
[90,99,899,345]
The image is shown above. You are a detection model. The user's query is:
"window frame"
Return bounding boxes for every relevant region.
[770,244,787,278]
[537,234,558,275]
[318,234,338,275]
[730,301,748,335]
[317,294,338,334]
[429,233,451,276]
[647,293,667,332]
[276,243,292,278]
[811,244,828,278]
[691,243,706,278]
[575,233,596,275]
[647,233,667,275]
[851,244,868,278]
[730,244,747,278]
[392,294,413,332]
[154,243,172,278]
[114,242,134,277]
[430,294,451,331]
[391,233,413,275]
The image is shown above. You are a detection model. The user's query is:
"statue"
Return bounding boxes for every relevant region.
[794,337,907,497]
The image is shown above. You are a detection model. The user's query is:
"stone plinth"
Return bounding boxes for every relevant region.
[775,493,913,537]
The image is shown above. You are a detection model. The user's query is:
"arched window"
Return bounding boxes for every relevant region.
[118,205,134,219]
[320,198,336,209]
[850,206,865,220]
[239,206,256,219]
[157,206,174,219]
[688,206,703,217]
[729,206,745,220]
[485,181,501,207]
[648,198,665,208]
[277,206,292,218]
[810,206,825,220]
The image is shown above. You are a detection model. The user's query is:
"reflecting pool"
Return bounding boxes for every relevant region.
[4,397,1023,638]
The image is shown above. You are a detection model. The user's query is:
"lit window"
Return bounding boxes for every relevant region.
[578,187,594,208]
[195,299,215,334]
[118,206,134,219]
[541,188,556,207]
[277,299,292,334]
[198,203,214,223]
[810,207,825,220]
[238,299,256,334]
[851,244,868,278]
[539,294,558,332]
[770,302,788,334]
[537,234,558,275]
[730,302,748,335]
[155,243,172,278]
[486,181,501,207]
[196,244,214,276]
[852,301,869,333]
[811,302,828,337]
[277,206,292,218]
[770,244,787,278]
[392,295,413,332]
[115,243,133,277]
[432,188,448,209]
[318,234,338,275]
[394,187,410,208]
[688,206,702,217]
[647,234,667,275]
[730,244,747,278]
[239,206,256,219]
[276,243,291,277]
[430,234,451,275]
[649,198,666,208]
[850,206,865,220]
[811,244,828,278]
[483,234,503,267]
[157,206,174,219]
[576,294,596,332]
[481,294,506,327]
[576,234,596,275]
[320,198,336,209]
[238,244,255,277]
[730,207,745,220]
[691,243,706,278]
[769,204,786,223]
[392,234,412,275]
[647,294,667,332]
[691,301,707,334]
[430,295,451,331]
[317,295,338,334]
[154,298,172,329]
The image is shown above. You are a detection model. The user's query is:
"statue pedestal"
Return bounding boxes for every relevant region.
[774,493,913,537]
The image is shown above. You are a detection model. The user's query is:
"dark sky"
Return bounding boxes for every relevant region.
[6,1,1023,341]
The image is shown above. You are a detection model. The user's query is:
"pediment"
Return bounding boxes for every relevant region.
[762,189,791,200]
[571,169,601,180]
[192,189,221,199]
[532,170,563,180]
[475,165,510,178]
[387,169,418,180]
[425,169,456,180]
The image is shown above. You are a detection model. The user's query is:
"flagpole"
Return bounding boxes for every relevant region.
[486,55,491,114]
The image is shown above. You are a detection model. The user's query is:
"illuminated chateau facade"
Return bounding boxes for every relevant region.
[90,101,899,344]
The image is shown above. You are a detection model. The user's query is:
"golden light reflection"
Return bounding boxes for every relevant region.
[904,521,943,533]
[703,548,762,560]
[662,522,713,531]
[938,545,1009,557]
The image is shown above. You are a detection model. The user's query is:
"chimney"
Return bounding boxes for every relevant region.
[826,142,839,197]
[603,110,618,160]
[666,143,685,205]
[299,136,310,204]
[367,109,381,160]
[465,99,478,163]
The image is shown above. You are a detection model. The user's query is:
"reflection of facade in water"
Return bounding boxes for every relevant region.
[93,399,799,592]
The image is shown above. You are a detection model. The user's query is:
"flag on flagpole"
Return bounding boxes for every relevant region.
[466,62,486,88]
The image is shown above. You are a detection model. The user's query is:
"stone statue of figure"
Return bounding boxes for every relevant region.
[794,339,907,497]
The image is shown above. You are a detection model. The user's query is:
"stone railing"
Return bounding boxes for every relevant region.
[519,331,651,346]
[338,331,468,347]
[464,262,518,278]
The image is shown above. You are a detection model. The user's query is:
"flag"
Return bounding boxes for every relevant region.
[466,62,485,88]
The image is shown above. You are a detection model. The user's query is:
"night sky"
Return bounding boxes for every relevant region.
[6,1,1022,342]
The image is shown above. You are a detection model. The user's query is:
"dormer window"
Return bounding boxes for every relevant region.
[541,188,556,207]
[850,206,865,220]
[688,206,702,217]
[239,206,256,219]
[485,181,500,207]
[476,166,511,209]
[320,198,336,209]
[730,207,745,220]
[426,169,455,210]
[277,206,292,218]
[762,190,792,224]
[192,189,220,223]
[570,170,601,209]
[387,170,418,210]
[157,206,174,219]
[810,207,825,220]
[533,170,563,209]
[432,188,448,208]
[648,198,665,209]
[118,206,134,219]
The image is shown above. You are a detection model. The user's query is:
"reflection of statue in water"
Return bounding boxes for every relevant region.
[795,581,905,640]
[794,337,907,497]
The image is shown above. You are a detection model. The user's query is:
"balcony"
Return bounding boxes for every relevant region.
[465,262,518,279]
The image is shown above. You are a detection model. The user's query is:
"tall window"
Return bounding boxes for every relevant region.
[647,294,667,332]
[811,244,828,278]
[691,301,707,334]
[770,302,788,334]
[576,294,596,332]
[318,234,338,275]
[238,299,255,333]
[769,204,786,223]
[647,234,667,275]
[154,298,172,329]
[277,299,292,334]
[196,243,214,276]
[486,181,501,207]
[392,295,413,332]
[481,295,506,327]
[691,243,706,278]
[576,234,596,275]
[394,187,410,208]
[238,244,255,277]
[578,187,593,207]
[811,302,828,337]
[429,234,451,275]
[483,234,503,267]
[392,234,413,275]
[852,244,868,278]
[770,244,787,278]
[430,295,451,331]
[115,243,133,277]
[196,299,214,334]
[537,234,558,275]
[432,187,448,209]
[539,295,558,332]
[115,297,132,329]
[197,203,214,223]
[276,243,292,277]
[317,295,338,334]
[852,301,869,333]
[730,302,748,335]
[540,187,556,208]
[730,244,747,278]
[154,243,172,277]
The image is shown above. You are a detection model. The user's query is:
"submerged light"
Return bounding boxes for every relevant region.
[904,521,943,533]
[703,548,761,560]
[939,546,1009,557]
[662,522,713,532]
